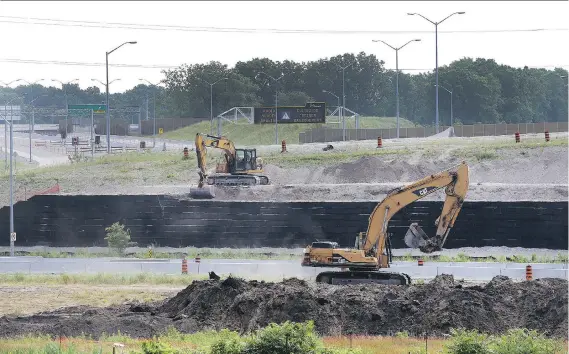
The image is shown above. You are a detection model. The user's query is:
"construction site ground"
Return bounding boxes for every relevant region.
[0,275,566,339]
[0,131,567,207]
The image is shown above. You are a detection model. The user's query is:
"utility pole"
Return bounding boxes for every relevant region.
[105,41,137,153]
[372,39,421,138]
[408,11,465,133]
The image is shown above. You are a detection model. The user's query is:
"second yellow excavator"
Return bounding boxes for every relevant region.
[189,133,269,198]
[301,162,469,285]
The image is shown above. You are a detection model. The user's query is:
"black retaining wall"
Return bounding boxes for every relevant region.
[0,195,567,249]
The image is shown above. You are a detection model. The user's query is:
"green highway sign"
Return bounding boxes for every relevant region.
[68,104,107,114]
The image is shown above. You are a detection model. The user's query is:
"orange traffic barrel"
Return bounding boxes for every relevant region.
[281,140,287,153]
[181,258,188,274]
[515,132,520,143]
[526,265,533,281]
[418,259,424,266]
[545,131,550,142]
[183,147,189,159]
[377,137,383,148]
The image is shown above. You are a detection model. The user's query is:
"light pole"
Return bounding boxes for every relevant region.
[372,39,421,138]
[105,41,137,153]
[1,80,22,170]
[51,79,79,138]
[435,84,453,127]
[327,59,356,141]
[27,94,47,162]
[18,79,44,139]
[139,79,162,137]
[198,77,228,135]
[323,89,343,137]
[408,11,465,133]
[255,72,285,144]
[0,96,23,256]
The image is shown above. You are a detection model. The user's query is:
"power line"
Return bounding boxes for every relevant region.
[0,57,566,72]
[0,15,567,34]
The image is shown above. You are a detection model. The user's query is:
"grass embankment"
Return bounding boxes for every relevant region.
[160,116,416,145]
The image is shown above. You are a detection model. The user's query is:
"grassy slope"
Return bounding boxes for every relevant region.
[160,116,416,145]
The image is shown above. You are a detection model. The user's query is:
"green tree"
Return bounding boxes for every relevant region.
[104,222,131,255]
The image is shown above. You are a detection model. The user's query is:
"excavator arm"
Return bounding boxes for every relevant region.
[362,161,469,255]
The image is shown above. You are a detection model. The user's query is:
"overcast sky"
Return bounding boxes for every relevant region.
[0,1,567,93]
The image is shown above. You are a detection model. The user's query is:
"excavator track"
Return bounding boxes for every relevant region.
[315,270,411,285]
[207,174,270,186]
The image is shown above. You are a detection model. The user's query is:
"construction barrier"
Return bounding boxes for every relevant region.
[545,130,550,142]
[183,147,189,159]
[526,265,533,281]
[515,132,520,143]
[281,140,287,153]
[195,255,201,273]
[181,258,188,274]
[377,137,383,148]
[418,259,424,266]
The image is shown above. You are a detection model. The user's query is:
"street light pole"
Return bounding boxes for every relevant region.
[1,80,22,170]
[0,96,22,256]
[372,39,421,139]
[408,11,465,133]
[27,95,46,162]
[198,77,228,135]
[51,79,79,139]
[139,79,162,138]
[105,41,137,153]
[255,72,285,144]
[327,59,355,140]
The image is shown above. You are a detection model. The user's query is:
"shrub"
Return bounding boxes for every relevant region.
[104,222,131,255]
[445,328,491,354]
[490,328,564,354]
[140,340,180,354]
[209,321,359,354]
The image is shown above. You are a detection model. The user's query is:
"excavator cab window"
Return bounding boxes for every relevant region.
[235,150,246,171]
[235,149,257,172]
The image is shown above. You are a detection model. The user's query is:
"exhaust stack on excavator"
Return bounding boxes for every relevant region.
[302,161,469,285]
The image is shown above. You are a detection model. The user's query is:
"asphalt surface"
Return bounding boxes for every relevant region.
[0,257,566,281]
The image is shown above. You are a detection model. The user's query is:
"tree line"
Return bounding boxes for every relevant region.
[1,53,567,126]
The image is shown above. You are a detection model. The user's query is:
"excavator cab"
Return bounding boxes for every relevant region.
[234,149,259,173]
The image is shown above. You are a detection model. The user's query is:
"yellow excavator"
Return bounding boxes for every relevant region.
[189,133,269,198]
[301,162,469,285]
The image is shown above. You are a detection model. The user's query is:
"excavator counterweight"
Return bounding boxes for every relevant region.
[189,133,270,198]
[302,162,469,285]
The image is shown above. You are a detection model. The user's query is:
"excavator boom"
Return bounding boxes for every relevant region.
[302,162,469,285]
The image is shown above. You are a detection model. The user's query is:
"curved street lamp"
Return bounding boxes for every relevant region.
[105,41,137,153]
[51,79,79,137]
[198,77,228,135]
[372,39,421,138]
[408,11,465,133]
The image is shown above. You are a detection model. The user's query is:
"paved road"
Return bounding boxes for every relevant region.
[0,257,566,281]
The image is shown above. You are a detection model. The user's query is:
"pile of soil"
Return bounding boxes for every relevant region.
[0,275,566,339]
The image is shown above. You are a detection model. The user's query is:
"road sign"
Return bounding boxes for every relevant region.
[0,106,22,121]
[10,232,16,242]
[254,102,326,124]
[68,104,107,114]
[159,128,164,134]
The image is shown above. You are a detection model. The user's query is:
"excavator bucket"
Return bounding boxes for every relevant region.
[404,223,444,253]
[404,223,429,249]
[190,185,216,199]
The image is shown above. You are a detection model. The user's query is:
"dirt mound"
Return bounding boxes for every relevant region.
[0,276,566,339]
